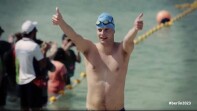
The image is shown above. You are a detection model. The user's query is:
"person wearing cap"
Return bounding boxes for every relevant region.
[52,8,143,110]
[15,20,47,110]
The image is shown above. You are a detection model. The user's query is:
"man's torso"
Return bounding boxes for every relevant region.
[84,42,131,110]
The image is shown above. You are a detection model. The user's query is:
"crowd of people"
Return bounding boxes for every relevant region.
[0,20,81,110]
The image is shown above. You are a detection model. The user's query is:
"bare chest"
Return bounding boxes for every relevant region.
[100,54,121,72]
[85,50,127,74]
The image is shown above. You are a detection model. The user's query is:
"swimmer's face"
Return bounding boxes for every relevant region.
[97,27,115,43]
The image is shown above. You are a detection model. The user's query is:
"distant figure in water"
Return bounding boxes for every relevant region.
[61,34,81,85]
[47,42,67,97]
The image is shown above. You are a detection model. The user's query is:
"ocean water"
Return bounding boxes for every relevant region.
[0,0,197,110]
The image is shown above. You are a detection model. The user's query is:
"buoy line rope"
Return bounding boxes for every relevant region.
[134,0,197,45]
[48,72,86,104]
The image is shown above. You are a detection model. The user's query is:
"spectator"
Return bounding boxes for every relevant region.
[61,34,81,85]
[47,42,67,97]
[15,20,46,111]
[32,33,54,107]
[0,26,16,110]
[7,32,23,100]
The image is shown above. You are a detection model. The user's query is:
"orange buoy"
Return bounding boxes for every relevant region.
[156,10,171,24]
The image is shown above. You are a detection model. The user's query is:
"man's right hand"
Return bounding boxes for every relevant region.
[134,13,143,31]
[52,7,63,25]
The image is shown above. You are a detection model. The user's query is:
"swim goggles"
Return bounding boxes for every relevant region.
[96,19,114,26]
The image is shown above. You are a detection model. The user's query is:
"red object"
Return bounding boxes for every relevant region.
[156,10,171,24]
[33,78,47,87]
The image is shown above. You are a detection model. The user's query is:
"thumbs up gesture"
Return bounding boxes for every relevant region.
[134,13,143,30]
[52,7,63,25]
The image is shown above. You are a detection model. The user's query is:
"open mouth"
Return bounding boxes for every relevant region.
[100,37,107,41]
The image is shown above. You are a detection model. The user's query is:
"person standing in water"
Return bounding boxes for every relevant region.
[61,34,81,85]
[52,7,143,110]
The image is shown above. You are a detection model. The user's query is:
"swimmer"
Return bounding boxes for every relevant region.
[52,7,143,110]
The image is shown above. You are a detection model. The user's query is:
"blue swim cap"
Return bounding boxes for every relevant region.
[96,12,115,30]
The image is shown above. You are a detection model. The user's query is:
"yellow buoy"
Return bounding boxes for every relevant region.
[80,72,86,78]
[74,79,81,84]
[58,90,65,95]
[49,96,57,102]
[66,85,73,90]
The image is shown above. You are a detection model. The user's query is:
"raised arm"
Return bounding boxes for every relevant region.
[122,13,143,54]
[52,7,92,53]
